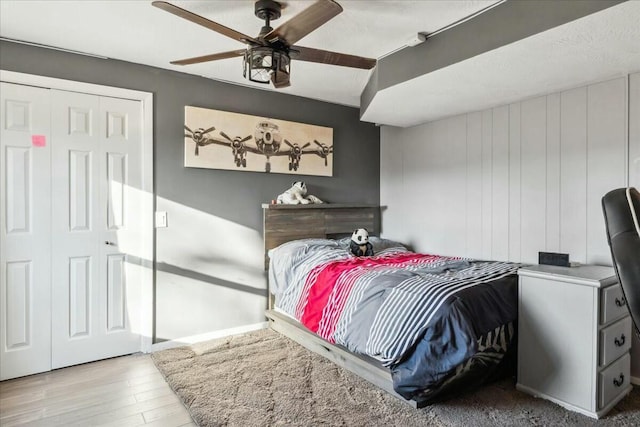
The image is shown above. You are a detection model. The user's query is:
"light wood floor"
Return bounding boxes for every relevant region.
[0,354,194,427]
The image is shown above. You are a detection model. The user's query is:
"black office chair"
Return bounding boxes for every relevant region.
[602,187,640,337]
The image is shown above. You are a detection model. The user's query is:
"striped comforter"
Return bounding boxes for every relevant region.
[268,238,520,370]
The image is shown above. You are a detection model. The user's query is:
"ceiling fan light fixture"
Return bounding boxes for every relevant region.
[243,46,290,85]
[155,0,375,89]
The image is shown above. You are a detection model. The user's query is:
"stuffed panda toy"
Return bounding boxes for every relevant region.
[350,228,374,257]
[276,181,324,205]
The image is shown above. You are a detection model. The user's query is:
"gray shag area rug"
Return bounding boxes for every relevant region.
[152,329,639,426]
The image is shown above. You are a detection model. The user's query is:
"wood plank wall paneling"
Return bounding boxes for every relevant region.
[586,78,627,265]
[546,93,561,253]
[466,112,483,258]
[492,105,510,261]
[433,117,467,256]
[402,126,431,250]
[628,72,640,383]
[559,87,588,263]
[520,96,547,264]
[631,73,640,188]
[481,110,493,260]
[380,126,405,243]
[508,103,522,262]
[380,75,629,265]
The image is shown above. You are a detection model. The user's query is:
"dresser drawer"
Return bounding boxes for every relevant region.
[599,316,632,366]
[600,284,628,325]
[599,353,630,409]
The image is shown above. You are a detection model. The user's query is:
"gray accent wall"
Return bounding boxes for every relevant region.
[381,72,640,382]
[0,40,380,341]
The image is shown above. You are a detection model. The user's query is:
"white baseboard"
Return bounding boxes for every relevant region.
[632,376,639,386]
[149,322,268,352]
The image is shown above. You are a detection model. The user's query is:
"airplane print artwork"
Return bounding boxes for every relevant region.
[184,106,333,176]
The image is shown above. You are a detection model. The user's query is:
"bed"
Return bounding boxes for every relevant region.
[263,203,520,408]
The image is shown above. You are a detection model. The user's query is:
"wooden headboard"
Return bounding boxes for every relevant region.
[262,203,380,270]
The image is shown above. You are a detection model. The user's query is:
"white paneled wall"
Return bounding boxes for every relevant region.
[381,72,640,381]
[559,87,587,264]
[520,96,547,263]
[628,72,640,383]
[466,113,482,258]
[381,76,629,265]
[632,72,640,184]
[586,79,627,264]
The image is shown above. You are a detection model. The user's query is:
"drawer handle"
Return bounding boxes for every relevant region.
[613,373,625,387]
[614,334,626,347]
[615,297,626,307]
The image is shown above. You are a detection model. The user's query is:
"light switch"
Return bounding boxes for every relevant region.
[155,211,168,228]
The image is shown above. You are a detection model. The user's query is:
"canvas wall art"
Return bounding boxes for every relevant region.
[184,106,334,176]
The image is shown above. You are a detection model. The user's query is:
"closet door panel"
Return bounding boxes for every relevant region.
[51,91,143,369]
[0,83,52,380]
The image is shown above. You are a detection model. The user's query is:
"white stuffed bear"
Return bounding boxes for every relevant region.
[276,181,324,205]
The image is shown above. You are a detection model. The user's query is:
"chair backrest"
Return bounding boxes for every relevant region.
[602,187,640,337]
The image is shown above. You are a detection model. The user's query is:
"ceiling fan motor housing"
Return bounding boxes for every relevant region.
[255,0,282,22]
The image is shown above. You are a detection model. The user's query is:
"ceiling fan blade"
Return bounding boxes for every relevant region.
[265,0,342,46]
[170,49,246,66]
[152,1,258,45]
[292,46,376,69]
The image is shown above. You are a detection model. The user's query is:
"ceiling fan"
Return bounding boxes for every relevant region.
[152,0,377,89]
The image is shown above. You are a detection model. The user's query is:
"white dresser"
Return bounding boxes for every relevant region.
[517,264,632,419]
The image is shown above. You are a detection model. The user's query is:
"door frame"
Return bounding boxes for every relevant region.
[0,70,154,353]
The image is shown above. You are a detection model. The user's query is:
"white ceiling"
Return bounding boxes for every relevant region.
[362,0,640,127]
[1,1,639,127]
[0,0,498,106]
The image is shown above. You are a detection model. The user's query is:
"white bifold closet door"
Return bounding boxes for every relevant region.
[0,83,53,379]
[1,83,144,380]
[50,89,143,369]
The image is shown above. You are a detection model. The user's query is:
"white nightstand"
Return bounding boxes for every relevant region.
[517,264,632,419]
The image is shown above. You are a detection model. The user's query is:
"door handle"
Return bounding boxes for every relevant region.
[105,241,117,246]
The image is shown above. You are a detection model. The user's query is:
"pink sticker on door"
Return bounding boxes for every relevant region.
[32,135,46,147]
